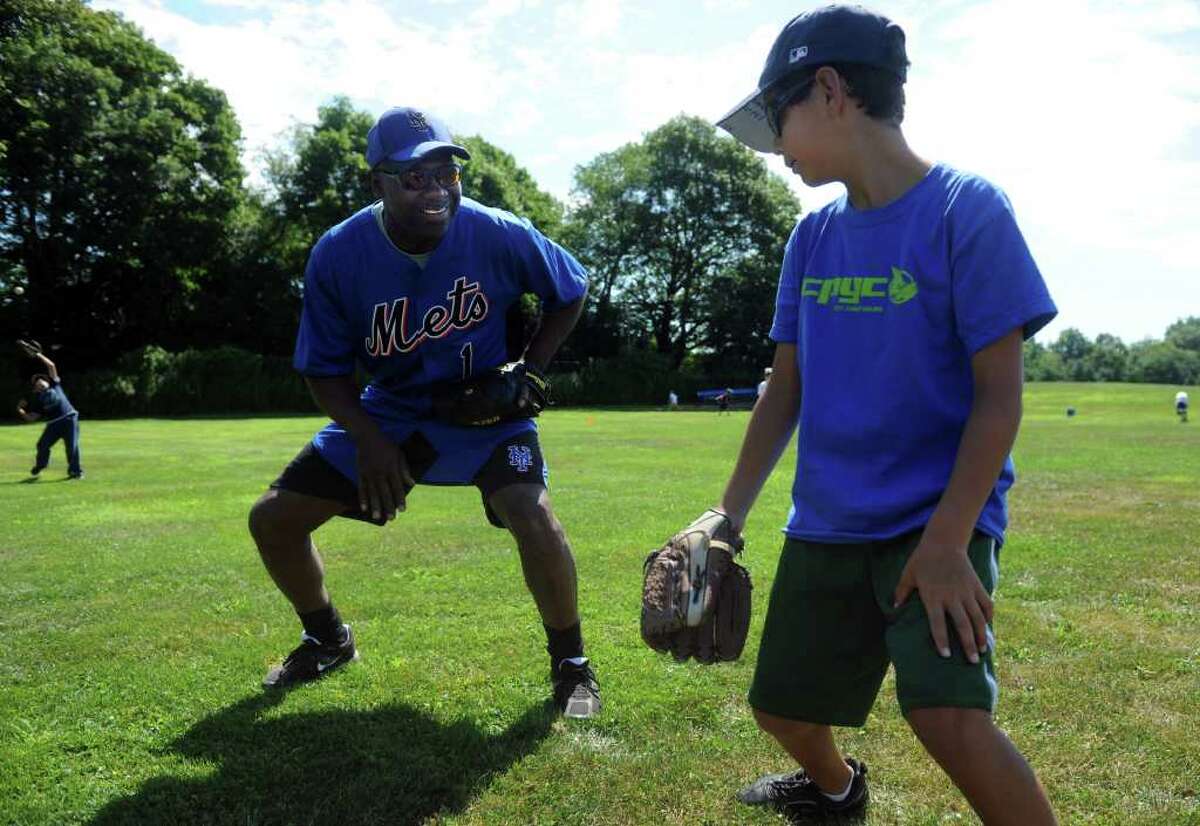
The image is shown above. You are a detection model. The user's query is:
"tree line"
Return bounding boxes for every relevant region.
[1,1,1195,414]
[1024,321,1200,386]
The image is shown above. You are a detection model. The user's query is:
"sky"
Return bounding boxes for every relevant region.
[92,0,1200,344]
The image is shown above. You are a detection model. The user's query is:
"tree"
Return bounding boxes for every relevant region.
[457,136,564,240]
[264,96,375,259]
[0,0,245,365]
[1023,339,1066,381]
[1083,333,1129,382]
[1127,340,1200,385]
[1164,316,1200,354]
[1049,328,1095,380]
[566,116,800,368]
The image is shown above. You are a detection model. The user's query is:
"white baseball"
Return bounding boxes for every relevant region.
[13,286,24,295]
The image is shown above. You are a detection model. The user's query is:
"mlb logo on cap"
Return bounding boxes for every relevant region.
[365,107,471,169]
[716,4,909,153]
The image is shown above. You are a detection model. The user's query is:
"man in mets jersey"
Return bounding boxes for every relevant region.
[248,107,599,718]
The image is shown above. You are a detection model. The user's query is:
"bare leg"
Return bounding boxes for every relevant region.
[907,708,1056,825]
[752,709,854,794]
[248,489,346,613]
[487,484,578,629]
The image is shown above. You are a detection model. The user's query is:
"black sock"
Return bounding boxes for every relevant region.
[545,622,584,667]
[299,604,346,645]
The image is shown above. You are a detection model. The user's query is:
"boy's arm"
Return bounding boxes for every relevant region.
[717,343,801,532]
[34,352,59,382]
[893,327,1025,663]
[17,400,40,422]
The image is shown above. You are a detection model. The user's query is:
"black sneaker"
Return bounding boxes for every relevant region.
[30,466,42,477]
[263,624,358,688]
[736,757,868,823]
[551,657,601,719]
[68,472,84,480]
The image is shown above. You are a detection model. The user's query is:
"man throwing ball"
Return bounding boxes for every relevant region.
[248,107,599,718]
[16,340,83,480]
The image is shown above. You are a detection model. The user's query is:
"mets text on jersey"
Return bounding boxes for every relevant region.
[365,276,490,356]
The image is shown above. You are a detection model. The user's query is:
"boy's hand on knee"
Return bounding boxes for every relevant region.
[894,539,993,663]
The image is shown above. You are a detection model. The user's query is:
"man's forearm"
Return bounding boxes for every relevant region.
[925,398,1021,549]
[523,296,585,371]
[305,375,382,442]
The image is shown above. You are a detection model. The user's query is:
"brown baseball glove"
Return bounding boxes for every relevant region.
[641,509,752,664]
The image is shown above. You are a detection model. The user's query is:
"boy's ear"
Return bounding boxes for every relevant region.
[813,66,843,111]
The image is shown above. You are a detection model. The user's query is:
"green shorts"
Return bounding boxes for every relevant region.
[748,530,1000,726]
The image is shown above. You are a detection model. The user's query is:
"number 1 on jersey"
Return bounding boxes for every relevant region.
[460,342,474,379]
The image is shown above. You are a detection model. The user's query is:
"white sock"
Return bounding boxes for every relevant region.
[822,769,854,803]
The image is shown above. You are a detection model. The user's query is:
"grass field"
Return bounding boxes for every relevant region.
[1,382,1197,825]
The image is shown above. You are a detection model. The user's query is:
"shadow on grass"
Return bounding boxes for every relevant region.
[88,692,558,826]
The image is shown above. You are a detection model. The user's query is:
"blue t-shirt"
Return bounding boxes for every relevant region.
[294,197,588,415]
[769,164,1057,544]
[29,378,76,421]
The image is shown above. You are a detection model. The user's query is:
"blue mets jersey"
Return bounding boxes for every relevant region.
[293,197,587,485]
[770,163,1057,544]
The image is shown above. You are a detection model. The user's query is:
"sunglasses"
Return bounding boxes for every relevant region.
[376,163,462,192]
[764,77,815,137]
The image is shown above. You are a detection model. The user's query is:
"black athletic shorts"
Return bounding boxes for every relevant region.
[269,430,547,529]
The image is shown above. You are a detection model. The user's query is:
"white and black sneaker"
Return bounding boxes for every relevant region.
[263,625,358,688]
[551,657,601,719]
[736,757,869,823]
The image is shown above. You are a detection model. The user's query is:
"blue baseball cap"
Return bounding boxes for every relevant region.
[365,107,471,169]
[717,5,909,152]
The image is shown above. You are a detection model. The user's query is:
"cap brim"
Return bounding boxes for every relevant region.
[385,140,471,166]
[715,91,777,154]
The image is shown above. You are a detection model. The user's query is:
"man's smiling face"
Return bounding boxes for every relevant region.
[372,150,463,252]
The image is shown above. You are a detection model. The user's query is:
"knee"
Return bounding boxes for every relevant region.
[248,494,292,549]
[752,708,825,742]
[906,707,990,752]
[503,495,565,552]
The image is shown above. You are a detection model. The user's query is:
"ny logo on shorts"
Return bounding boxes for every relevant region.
[507,445,533,473]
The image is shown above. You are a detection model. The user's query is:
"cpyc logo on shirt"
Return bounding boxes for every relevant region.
[801,266,919,314]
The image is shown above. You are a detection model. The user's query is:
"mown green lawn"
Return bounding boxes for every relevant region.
[0,382,1196,825]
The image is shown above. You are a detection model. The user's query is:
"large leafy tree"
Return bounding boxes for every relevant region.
[0,0,244,365]
[264,96,374,259]
[1164,316,1200,354]
[566,116,799,369]
[457,135,564,240]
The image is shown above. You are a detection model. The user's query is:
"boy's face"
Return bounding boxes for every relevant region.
[32,377,49,392]
[772,68,846,187]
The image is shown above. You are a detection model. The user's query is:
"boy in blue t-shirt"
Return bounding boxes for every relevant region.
[16,345,83,479]
[714,6,1057,823]
[248,107,599,718]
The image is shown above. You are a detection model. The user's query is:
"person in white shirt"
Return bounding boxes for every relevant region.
[1177,390,1189,423]
[756,368,773,405]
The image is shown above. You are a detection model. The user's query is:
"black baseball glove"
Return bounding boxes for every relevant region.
[431,361,551,427]
[16,339,42,357]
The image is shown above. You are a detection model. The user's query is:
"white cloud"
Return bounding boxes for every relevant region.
[93,0,1199,341]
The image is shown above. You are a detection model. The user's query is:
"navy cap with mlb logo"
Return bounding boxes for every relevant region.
[365,107,471,169]
[717,5,909,152]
